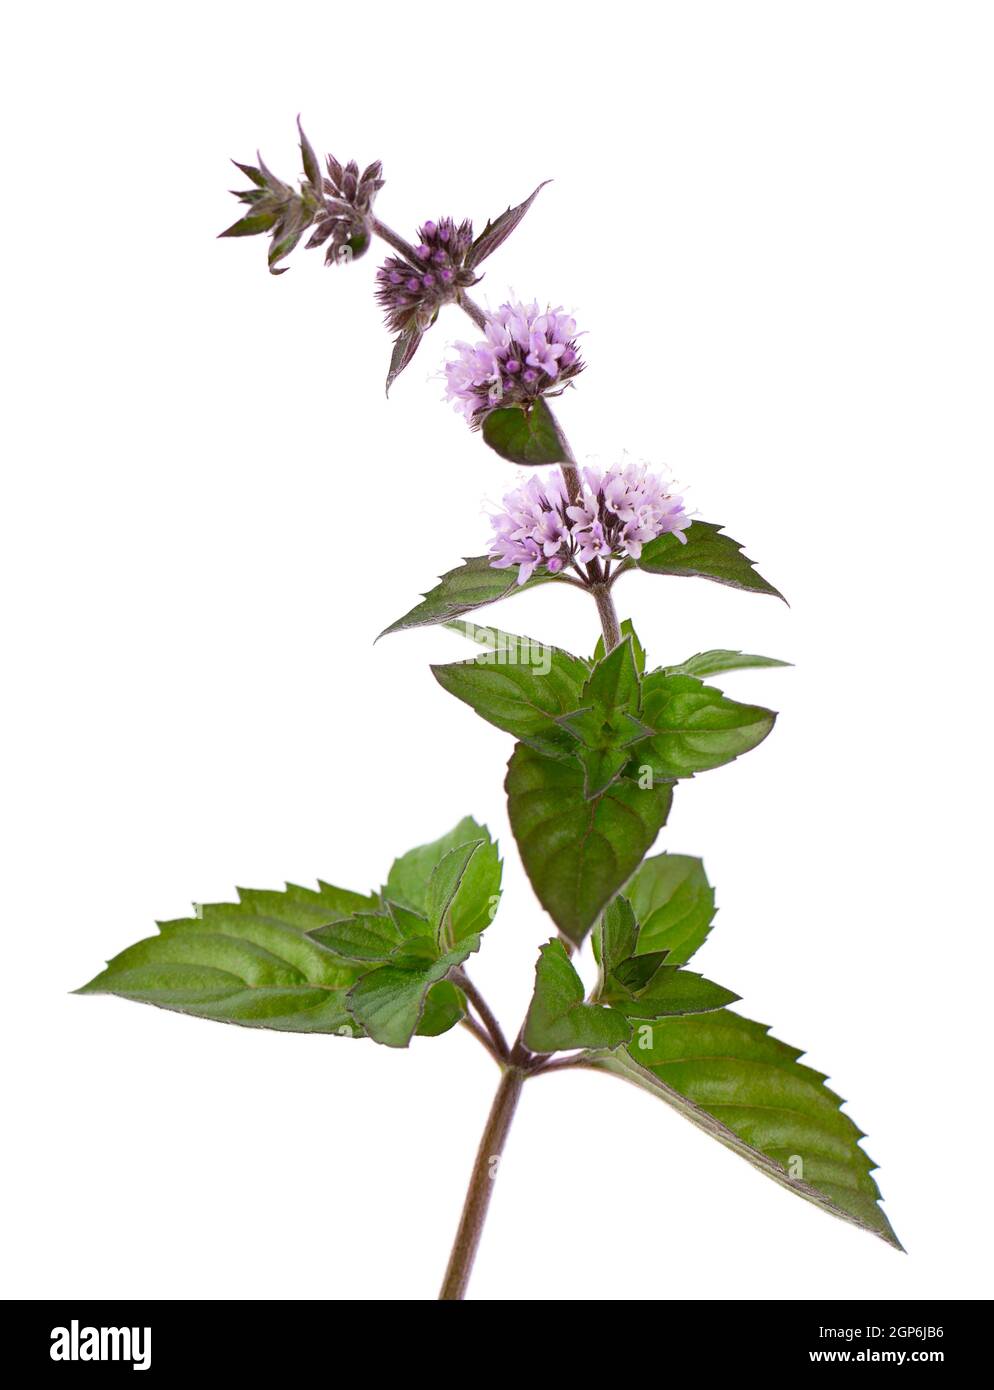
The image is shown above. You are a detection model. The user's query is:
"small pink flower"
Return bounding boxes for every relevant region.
[445,300,584,424]
[487,463,690,584]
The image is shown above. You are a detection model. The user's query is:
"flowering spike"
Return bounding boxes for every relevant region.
[488,464,690,584]
[375,217,476,336]
[445,301,584,425]
[220,126,383,274]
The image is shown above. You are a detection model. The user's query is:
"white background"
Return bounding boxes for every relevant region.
[3,1,993,1302]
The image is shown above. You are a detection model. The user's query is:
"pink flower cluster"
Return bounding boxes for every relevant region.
[489,464,690,584]
[445,301,584,422]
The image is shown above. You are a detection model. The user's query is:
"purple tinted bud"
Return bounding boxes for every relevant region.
[376,216,476,334]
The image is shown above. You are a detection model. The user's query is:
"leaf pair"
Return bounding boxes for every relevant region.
[77,817,501,1049]
[522,859,900,1250]
[523,871,736,1054]
[435,622,776,799]
[383,519,784,642]
[431,621,778,944]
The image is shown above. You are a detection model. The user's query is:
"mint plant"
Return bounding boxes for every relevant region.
[78,123,900,1298]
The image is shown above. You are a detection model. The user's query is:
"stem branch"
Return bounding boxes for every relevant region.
[459,1015,501,1064]
[452,968,510,1061]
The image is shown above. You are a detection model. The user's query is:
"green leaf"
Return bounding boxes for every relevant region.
[426,838,501,950]
[346,939,479,1048]
[581,634,641,712]
[505,743,674,946]
[481,398,568,465]
[602,965,739,1017]
[523,940,631,1053]
[625,853,716,965]
[664,650,791,678]
[218,211,279,238]
[76,885,370,1035]
[313,824,502,1048]
[383,816,489,915]
[379,556,555,637]
[593,620,646,672]
[637,671,775,779]
[592,1010,900,1248]
[594,885,733,1016]
[635,521,785,601]
[556,637,654,797]
[432,627,589,760]
[466,180,550,269]
[78,827,498,1051]
[595,895,640,974]
[309,911,410,963]
[416,980,466,1037]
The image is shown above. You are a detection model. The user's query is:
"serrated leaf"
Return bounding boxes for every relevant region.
[380,555,556,637]
[384,816,493,917]
[583,634,642,713]
[557,636,653,797]
[625,853,716,965]
[603,965,739,1017]
[345,938,479,1048]
[505,743,674,946]
[593,620,645,672]
[432,629,589,760]
[592,1010,900,1248]
[235,880,379,928]
[664,650,791,678]
[426,838,501,950]
[523,940,631,1053]
[466,180,550,269]
[635,521,785,601]
[637,670,775,779]
[345,827,500,1047]
[481,398,568,465]
[309,911,411,963]
[76,886,367,1036]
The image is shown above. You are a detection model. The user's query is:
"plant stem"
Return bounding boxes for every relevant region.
[460,1015,502,1064]
[438,1064,527,1300]
[362,238,624,1293]
[452,968,510,1061]
[368,214,421,263]
[591,581,622,651]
